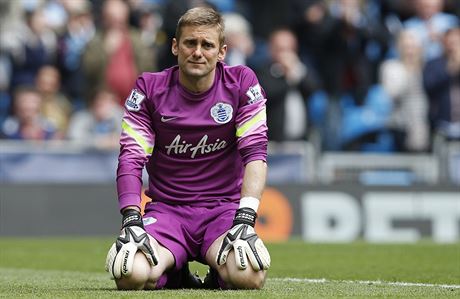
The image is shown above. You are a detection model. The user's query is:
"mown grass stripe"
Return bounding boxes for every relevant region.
[270,277,460,289]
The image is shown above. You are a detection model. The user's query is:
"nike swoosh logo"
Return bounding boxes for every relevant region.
[161,116,178,122]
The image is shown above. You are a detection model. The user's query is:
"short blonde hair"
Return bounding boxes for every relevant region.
[175,7,225,46]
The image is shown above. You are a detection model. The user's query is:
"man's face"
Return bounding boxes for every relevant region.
[15,92,42,123]
[415,0,442,20]
[172,25,226,80]
[269,30,297,63]
[444,28,460,56]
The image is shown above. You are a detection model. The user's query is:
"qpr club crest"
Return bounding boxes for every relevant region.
[210,102,233,124]
[125,89,145,111]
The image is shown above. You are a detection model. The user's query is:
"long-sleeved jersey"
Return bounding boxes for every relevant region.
[117,62,268,210]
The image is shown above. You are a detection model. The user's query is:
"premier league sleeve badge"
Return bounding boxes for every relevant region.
[125,89,146,112]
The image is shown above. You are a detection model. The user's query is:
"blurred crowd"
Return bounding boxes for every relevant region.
[0,0,459,152]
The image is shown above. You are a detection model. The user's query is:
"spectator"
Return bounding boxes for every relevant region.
[423,27,460,140]
[1,5,57,91]
[404,0,459,62]
[0,59,11,125]
[35,65,72,138]
[245,0,292,41]
[222,12,254,66]
[255,28,320,142]
[290,0,336,72]
[379,29,430,152]
[0,86,56,140]
[57,0,95,109]
[67,88,123,149]
[320,0,390,103]
[128,1,166,77]
[41,0,69,34]
[82,0,155,106]
[135,3,165,51]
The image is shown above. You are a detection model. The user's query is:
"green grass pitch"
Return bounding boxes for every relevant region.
[0,238,459,298]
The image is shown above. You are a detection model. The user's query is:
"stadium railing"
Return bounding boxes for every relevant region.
[0,140,316,184]
[0,140,118,183]
[267,141,316,184]
[1,139,459,185]
[433,134,460,185]
[317,152,439,185]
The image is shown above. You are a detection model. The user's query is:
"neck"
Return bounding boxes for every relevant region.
[179,69,216,94]
[402,55,421,69]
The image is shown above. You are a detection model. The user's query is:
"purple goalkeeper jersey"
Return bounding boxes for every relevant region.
[117,62,268,210]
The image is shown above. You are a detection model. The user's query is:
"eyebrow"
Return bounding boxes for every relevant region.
[182,37,215,44]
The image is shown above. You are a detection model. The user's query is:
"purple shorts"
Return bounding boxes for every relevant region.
[142,200,238,271]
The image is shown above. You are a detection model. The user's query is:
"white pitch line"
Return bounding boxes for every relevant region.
[270,277,460,289]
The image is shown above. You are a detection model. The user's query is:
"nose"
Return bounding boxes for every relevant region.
[192,45,203,58]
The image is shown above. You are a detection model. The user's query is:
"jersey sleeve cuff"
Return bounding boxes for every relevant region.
[118,193,142,211]
[239,142,267,165]
[243,154,266,165]
[117,173,143,211]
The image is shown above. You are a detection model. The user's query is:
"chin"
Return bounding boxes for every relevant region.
[184,67,208,78]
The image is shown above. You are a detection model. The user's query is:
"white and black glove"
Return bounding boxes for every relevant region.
[216,199,270,271]
[105,209,158,279]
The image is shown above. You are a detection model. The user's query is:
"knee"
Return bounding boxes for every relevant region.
[223,251,267,289]
[229,268,266,289]
[115,252,161,290]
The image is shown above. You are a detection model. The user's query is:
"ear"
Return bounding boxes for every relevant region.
[218,44,227,61]
[171,38,178,56]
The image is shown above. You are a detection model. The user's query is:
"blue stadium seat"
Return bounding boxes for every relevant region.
[308,90,328,126]
[0,91,11,126]
[339,85,394,152]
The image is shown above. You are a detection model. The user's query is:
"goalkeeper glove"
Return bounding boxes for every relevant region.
[105,209,158,279]
[216,201,271,271]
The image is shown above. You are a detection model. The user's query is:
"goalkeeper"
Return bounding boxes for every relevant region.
[105,7,270,290]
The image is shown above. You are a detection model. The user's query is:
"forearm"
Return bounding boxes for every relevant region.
[218,159,271,271]
[240,160,267,200]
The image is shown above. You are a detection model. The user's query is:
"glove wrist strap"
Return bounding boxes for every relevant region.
[122,209,144,229]
[233,207,257,227]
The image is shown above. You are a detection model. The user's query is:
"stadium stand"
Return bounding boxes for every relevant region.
[0,0,459,187]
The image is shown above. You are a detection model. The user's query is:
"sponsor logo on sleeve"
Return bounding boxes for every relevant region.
[246,84,263,104]
[125,89,145,111]
[210,102,233,124]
